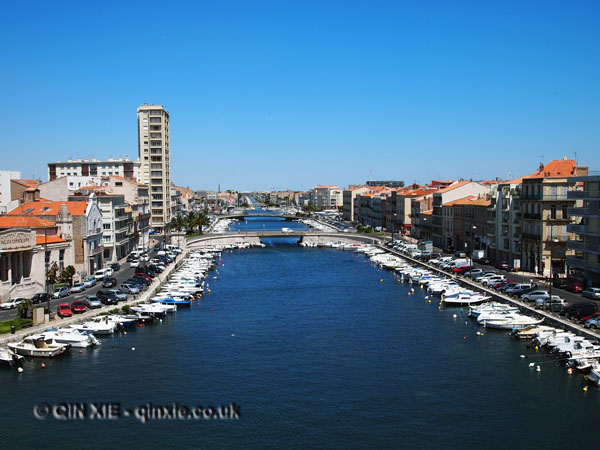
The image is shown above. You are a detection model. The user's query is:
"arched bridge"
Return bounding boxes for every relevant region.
[217,213,299,221]
[187,231,383,247]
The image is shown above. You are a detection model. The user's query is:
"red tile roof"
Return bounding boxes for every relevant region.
[36,234,65,245]
[525,159,577,179]
[11,179,39,188]
[312,185,340,189]
[0,216,56,228]
[443,196,475,207]
[7,198,88,217]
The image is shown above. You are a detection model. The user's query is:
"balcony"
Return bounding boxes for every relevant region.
[567,240,587,251]
[568,223,600,237]
[523,213,541,220]
[568,190,600,200]
[567,207,599,217]
[544,234,568,243]
[520,194,570,201]
[567,256,600,273]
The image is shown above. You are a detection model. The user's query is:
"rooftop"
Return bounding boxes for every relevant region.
[7,198,89,217]
[0,216,56,229]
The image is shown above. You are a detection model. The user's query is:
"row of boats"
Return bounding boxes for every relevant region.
[346,241,600,386]
[0,249,221,368]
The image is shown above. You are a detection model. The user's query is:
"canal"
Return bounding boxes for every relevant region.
[1,237,598,448]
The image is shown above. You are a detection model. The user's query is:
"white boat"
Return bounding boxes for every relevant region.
[69,316,116,335]
[0,347,25,367]
[468,302,519,318]
[478,313,544,330]
[8,336,69,357]
[587,362,600,386]
[41,329,100,348]
[511,325,556,339]
[443,291,491,305]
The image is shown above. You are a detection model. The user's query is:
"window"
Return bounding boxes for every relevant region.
[562,205,568,219]
[103,223,111,230]
[551,205,556,220]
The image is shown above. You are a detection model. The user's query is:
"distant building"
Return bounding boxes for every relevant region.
[366,180,404,188]
[342,185,371,221]
[431,181,491,249]
[48,157,139,182]
[310,186,342,210]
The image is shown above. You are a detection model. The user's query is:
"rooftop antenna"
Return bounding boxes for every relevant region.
[368,168,372,185]
[573,151,578,165]
[537,154,544,164]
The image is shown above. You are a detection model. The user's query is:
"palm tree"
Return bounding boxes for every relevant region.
[196,210,208,235]
[186,211,199,234]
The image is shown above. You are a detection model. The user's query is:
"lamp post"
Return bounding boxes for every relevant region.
[470,225,477,277]
[391,213,397,243]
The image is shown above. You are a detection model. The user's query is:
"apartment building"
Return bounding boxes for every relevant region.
[566,173,600,286]
[310,185,342,210]
[137,104,171,231]
[520,159,587,277]
[342,185,371,221]
[431,181,490,249]
[48,157,139,181]
[487,178,523,268]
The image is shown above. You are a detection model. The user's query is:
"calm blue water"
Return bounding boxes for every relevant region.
[1,246,598,449]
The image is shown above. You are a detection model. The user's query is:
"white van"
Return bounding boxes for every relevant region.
[165,244,182,254]
[94,268,114,280]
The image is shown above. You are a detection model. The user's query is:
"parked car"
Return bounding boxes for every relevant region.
[535,296,568,311]
[83,276,97,288]
[84,295,102,309]
[521,290,550,302]
[31,292,51,304]
[94,268,114,280]
[454,251,467,258]
[580,311,600,324]
[481,275,507,287]
[52,286,70,299]
[120,283,140,295]
[582,287,600,300]
[559,302,598,320]
[505,283,534,297]
[102,277,117,288]
[552,278,568,289]
[57,303,72,318]
[110,263,121,272]
[96,290,118,305]
[1,298,24,310]
[70,299,87,314]
[153,244,162,251]
[108,289,128,302]
[584,316,600,329]
[566,281,584,293]
[134,274,153,284]
[130,260,140,268]
[497,262,515,272]
[70,282,87,293]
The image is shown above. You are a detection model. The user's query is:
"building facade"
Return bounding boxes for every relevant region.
[310,186,342,210]
[137,104,171,231]
[520,159,587,277]
[342,186,371,221]
[48,157,139,182]
[566,174,600,287]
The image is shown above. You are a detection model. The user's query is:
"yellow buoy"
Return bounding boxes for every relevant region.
[380,279,384,282]
[583,386,589,392]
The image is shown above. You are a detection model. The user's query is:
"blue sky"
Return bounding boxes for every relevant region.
[1,1,598,191]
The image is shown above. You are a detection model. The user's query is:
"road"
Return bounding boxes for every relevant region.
[0,244,166,322]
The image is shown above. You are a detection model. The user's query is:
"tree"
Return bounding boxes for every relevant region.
[302,202,315,216]
[196,210,208,235]
[59,265,76,286]
[17,297,33,319]
[46,263,59,285]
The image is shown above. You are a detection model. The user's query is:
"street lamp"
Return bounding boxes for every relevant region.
[391,213,397,243]
[470,225,477,277]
